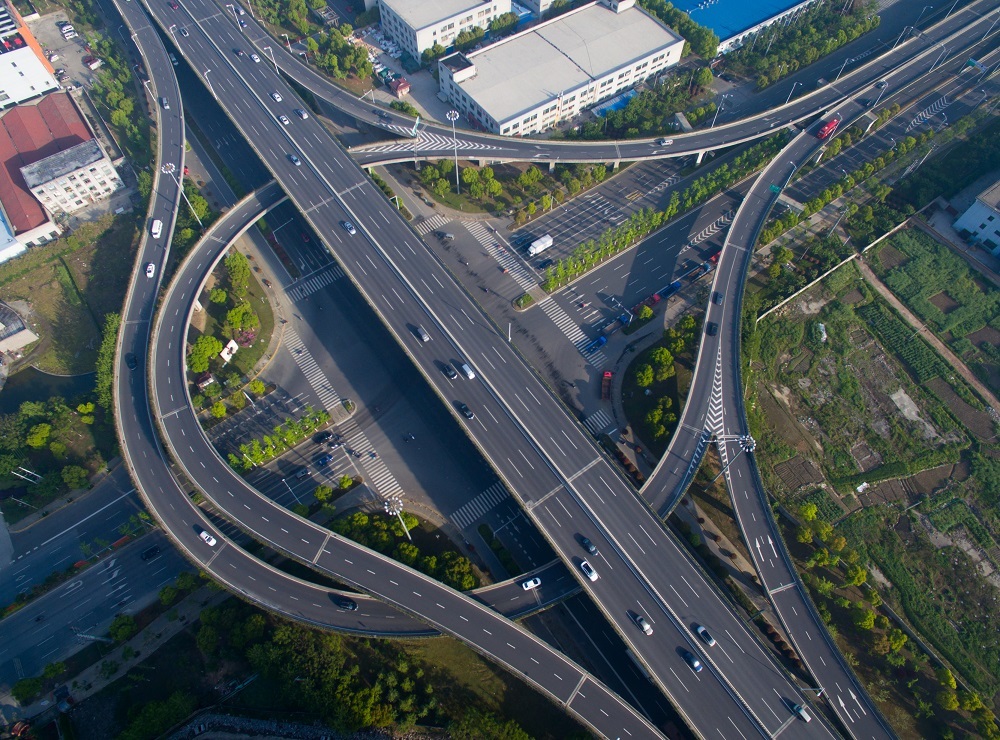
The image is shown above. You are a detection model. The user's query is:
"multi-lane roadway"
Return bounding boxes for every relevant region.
[114,0,999,735]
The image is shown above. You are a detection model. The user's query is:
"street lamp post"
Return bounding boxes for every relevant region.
[984,10,1000,42]
[784,81,801,106]
[710,94,730,129]
[873,84,889,107]
[282,33,291,51]
[945,0,959,18]
[446,109,460,195]
[204,68,216,100]
[915,5,933,26]
[263,45,278,74]
[161,163,203,229]
[835,55,853,82]
[384,498,411,541]
[710,435,756,484]
[929,43,948,73]
[892,26,912,50]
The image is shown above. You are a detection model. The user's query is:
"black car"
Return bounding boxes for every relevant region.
[457,402,475,420]
[334,595,358,611]
[712,292,724,305]
[442,364,458,380]
[579,535,598,556]
[140,545,160,561]
[125,353,138,370]
[706,322,719,336]
[315,430,333,444]
[537,259,554,270]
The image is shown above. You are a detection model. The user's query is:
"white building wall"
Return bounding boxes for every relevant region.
[439,40,682,135]
[378,0,511,58]
[954,199,1000,254]
[0,45,58,109]
[30,158,123,217]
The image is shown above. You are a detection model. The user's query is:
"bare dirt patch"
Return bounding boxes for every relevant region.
[850,441,882,472]
[760,383,823,456]
[928,291,960,314]
[796,295,830,315]
[909,462,967,497]
[841,288,865,305]
[774,456,825,492]
[926,377,997,441]
[890,388,938,439]
[967,325,1000,347]
[859,477,909,507]
[877,244,908,270]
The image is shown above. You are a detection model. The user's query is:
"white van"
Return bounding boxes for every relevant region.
[792,704,812,723]
[150,219,163,239]
[459,362,475,380]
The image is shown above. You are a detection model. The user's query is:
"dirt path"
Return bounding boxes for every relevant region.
[857,258,1000,415]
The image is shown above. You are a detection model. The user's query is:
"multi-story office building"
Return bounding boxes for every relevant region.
[22,138,123,217]
[954,180,1000,255]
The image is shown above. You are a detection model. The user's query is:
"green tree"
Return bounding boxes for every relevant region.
[638,304,654,321]
[11,677,43,704]
[338,474,353,490]
[449,707,531,740]
[26,423,51,448]
[197,624,219,656]
[188,334,223,373]
[159,585,178,606]
[462,167,480,185]
[95,313,121,409]
[210,401,227,419]
[489,11,518,37]
[224,250,252,299]
[42,661,67,679]
[118,692,197,740]
[249,379,266,396]
[175,571,199,591]
[937,690,960,711]
[936,667,957,689]
[649,347,675,381]
[694,66,714,90]
[634,364,654,387]
[798,502,818,521]
[109,614,138,642]
[62,465,90,490]
[227,303,260,334]
[796,526,814,544]
[209,287,228,304]
[314,484,334,503]
[853,608,876,630]
[844,564,867,587]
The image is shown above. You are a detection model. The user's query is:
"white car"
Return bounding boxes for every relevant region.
[250,53,260,63]
[694,623,717,646]
[278,114,290,125]
[294,108,309,119]
[271,92,282,102]
[145,262,156,278]
[656,138,673,146]
[199,530,217,546]
[521,577,541,591]
[341,220,357,235]
[579,559,599,581]
[288,154,301,166]
[632,613,653,635]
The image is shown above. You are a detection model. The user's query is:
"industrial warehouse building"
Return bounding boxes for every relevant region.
[378,0,512,59]
[437,0,684,136]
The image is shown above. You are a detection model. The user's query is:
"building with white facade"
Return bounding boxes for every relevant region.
[954,180,1000,256]
[438,0,684,136]
[378,0,511,59]
[21,138,123,217]
[0,0,59,109]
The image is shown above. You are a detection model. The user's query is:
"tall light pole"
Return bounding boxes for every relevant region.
[446,109,460,195]
[282,33,291,51]
[915,5,933,26]
[161,163,203,229]
[929,43,948,73]
[892,26,912,50]
[984,10,1000,42]
[384,497,411,541]
[204,68,216,100]
[784,81,801,106]
[263,45,278,74]
[944,0,959,18]
[710,94,730,129]
[835,55,854,82]
[710,435,756,484]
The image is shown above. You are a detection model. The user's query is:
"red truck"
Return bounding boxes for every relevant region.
[817,119,840,139]
[601,371,613,400]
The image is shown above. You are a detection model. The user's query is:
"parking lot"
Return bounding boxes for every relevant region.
[26,11,100,90]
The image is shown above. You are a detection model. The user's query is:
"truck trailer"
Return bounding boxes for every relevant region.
[528,234,553,257]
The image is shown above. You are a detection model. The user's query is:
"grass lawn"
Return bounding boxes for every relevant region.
[404,636,588,740]
[0,214,139,374]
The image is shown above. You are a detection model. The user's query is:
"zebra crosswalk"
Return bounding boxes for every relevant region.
[465,222,537,292]
[334,416,404,500]
[286,264,345,302]
[449,481,510,530]
[583,409,615,436]
[283,329,341,412]
[538,299,608,368]
[415,213,449,235]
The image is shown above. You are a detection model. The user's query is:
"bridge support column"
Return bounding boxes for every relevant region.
[610,160,620,171]
[695,150,704,165]
[548,160,556,172]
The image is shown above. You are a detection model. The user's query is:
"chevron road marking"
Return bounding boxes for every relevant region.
[905,95,950,132]
[357,130,507,154]
[705,346,726,436]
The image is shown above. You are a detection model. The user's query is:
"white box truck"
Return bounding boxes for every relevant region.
[528,234,553,257]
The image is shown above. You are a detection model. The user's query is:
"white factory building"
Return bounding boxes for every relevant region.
[437,0,684,136]
[0,0,59,109]
[378,0,512,59]
[21,138,123,218]
[954,180,1000,256]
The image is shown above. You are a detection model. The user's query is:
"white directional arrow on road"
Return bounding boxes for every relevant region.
[850,689,868,715]
[838,696,856,722]
[767,535,778,558]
